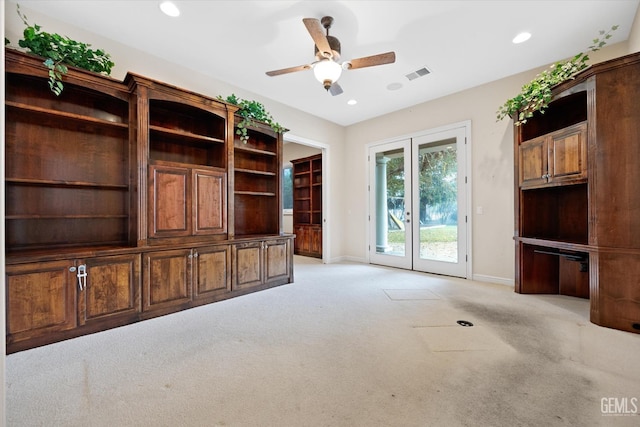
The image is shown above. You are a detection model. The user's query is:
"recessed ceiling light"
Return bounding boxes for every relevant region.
[512,32,531,44]
[387,82,403,91]
[347,99,357,106]
[160,1,180,17]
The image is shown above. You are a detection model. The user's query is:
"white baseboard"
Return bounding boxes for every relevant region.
[318,257,515,288]
[327,255,367,264]
[472,274,514,287]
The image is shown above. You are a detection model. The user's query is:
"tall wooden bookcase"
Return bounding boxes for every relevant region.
[4,48,294,353]
[291,154,322,258]
[514,52,640,334]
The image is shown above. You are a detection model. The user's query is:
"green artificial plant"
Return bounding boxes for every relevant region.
[13,4,114,95]
[497,25,618,126]
[218,94,285,143]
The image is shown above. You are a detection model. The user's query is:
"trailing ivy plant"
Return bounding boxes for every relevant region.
[497,25,618,126]
[218,94,285,143]
[14,4,114,96]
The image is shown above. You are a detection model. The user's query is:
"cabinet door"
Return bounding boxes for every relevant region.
[548,124,587,185]
[519,136,547,188]
[79,254,141,326]
[265,238,292,284]
[143,249,192,312]
[309,226,323,257]
[233,241,264,290]
[193,169,226,236]
[149,165,190,238]
[293,225,308,254]
[193,245,231,299]
[6,260,77,345]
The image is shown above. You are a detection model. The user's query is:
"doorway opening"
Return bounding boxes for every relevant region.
[283,134,329,263]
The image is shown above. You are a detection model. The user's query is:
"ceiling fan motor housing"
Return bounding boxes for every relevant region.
[315,35,341,61]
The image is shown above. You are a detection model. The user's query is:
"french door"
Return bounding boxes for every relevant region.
[368,125,468,278]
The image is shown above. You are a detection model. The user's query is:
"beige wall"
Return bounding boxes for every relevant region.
[283,143,322,165]
[630,4,640,53]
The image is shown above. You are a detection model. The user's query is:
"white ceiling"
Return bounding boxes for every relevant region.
[13,0,640,126]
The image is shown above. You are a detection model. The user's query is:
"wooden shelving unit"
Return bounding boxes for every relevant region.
[291,154,322,258]
[4,48,294,353]
[514,52,640,333]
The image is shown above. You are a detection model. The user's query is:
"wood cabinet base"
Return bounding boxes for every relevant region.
[6,236,294,354]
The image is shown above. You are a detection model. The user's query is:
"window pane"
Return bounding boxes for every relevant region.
[418,141,457,263]
[282,166,293,209]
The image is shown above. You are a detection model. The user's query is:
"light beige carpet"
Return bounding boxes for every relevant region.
[6,257,640,426]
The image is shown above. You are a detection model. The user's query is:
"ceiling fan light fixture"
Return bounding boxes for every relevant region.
[313,59,342,88]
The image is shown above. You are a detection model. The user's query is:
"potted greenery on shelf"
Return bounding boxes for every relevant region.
[8,4,114,96]
[497,25,618,126]
[218,94,285,143]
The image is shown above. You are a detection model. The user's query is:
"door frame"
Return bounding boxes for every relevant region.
[365,120,472,279]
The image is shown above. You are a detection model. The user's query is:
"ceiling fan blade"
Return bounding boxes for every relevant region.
[303,18,332,59]
[329,82,343,96]
[345,52,396,70]
[265,64,311,76]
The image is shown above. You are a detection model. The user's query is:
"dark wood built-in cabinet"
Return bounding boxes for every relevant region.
[5,49,294,353]
[291,154,322,258]
[514,52,640,334]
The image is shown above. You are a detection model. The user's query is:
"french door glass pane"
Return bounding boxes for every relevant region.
[375,148,405,256]
[417,140,458,262]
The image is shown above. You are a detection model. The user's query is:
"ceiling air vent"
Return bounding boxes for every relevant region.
[405,66,431,81]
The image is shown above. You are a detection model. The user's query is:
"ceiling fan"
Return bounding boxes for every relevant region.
[265,16,396,96]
